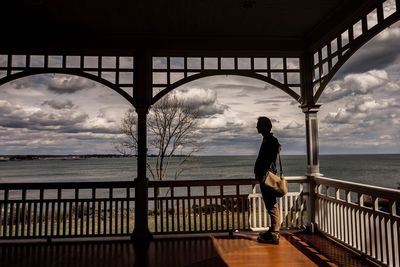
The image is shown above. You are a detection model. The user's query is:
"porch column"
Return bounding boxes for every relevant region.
[300,54,321,232]
[131,50,152,243]
[132,105,151,243]
[302,104,321,233]
[302,105,321,177]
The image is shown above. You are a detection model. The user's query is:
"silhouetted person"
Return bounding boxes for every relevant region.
[254,116,281,244]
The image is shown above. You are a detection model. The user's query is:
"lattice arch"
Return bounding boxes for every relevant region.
[312,0,400,102]
[151,56,302,104]
[0,54,135,104]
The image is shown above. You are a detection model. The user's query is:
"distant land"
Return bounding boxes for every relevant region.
[0,154,134,161]
[0,154,191,161]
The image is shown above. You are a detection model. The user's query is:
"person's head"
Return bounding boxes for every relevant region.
[257,116,272,134]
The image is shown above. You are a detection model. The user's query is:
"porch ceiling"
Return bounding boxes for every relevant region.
[1,0,379,53]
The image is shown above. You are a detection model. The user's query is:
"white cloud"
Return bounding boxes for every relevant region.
[322,70,395,102]
[322,108,351,124]
[174,87,228,116]
[283,120,303,129]
[46,76,96,94]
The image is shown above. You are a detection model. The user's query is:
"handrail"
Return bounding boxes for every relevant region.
[0,181,136,190]
[314,176,400,199]
[0,176,308,189]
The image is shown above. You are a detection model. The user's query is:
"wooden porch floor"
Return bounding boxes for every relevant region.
[0,232,376,267]
[212,235,317,267]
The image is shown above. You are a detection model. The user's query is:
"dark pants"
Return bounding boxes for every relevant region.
[259,182,281,232]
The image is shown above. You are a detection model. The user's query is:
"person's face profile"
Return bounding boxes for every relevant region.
[256,121,264,133]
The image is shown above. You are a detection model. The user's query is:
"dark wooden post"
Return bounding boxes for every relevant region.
[131,49,152,243]
[300,53,321,233]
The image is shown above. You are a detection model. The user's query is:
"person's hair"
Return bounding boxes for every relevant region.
[257,116,272,129]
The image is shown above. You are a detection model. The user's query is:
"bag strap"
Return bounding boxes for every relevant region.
[278,152,283,176]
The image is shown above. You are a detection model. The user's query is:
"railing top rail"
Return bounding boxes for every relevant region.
[0,176,308,190]
[314,176,400,199]
[0,181,136,190]
[148,176,307,187]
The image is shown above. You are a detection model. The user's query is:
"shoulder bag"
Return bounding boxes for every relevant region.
[262,153,288,197]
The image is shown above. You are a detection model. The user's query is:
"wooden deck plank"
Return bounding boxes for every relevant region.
[212,236,319,267]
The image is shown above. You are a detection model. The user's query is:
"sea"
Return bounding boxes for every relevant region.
[0,154,399,190]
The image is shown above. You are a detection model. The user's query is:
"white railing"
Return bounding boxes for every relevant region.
[314,176,400,267]
[248,176,308,231]
[0,177,310,239]
[2,174,398,267]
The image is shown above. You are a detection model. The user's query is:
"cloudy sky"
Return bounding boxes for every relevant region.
[0,22,399,156]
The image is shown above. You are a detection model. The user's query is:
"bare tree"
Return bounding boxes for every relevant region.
[116,93,203,182]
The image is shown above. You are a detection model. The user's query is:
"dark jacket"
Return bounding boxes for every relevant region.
[254,133,280,181]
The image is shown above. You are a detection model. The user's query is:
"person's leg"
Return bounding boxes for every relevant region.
[260,183,281,231]
[259,183,281,243]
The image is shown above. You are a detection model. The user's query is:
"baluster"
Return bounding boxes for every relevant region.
[253,194,258,229]
[389,201,398,267]
[154,185,158,233]
[226,196,230,230]
[231,195,236,231]
[160,195,164,233]
[334,189,339,240]
[97,200,101,235]
[74,188,79,236]
[395,217,400,267]
[235,185,240,230]
[384,216,391,266]
[80,199,84,236]
[176,198,180,233]
[166,193,169,232]
[359,194,365,253]
[0,194,3,237]
[209,196,214,231]
[182,196,186,232]
[126,187,130,233]
[369,210,375,258]
[15,193,21,237]
[170,186,175,232]
[373,196,381,261]
[92,188,96,235]
[115,200,118,235]
[39,189,44,237]
[199,197,203,231]
[326,199,330,235]
[27,198,32,237]
[220,186,224,230]
[21,189,27,237]
[338,200,343,242]
[9,200,14,237]
[120,200,124,234]
[287,195,291,227]
[346,191,351,245]
[103,199,107,235]
[86,200,90,236]
[254,196,262,227]
[300,183,305,227]
[69,200,73,236]
[109,188,113,235]
[32,200,36,237]
[365,210,371,257]
[57,189,61,237]
[188,186,192,232]
[63,200,67,236]
[241,196,245,229]
[204,186,207,231]
[380,216,387,264]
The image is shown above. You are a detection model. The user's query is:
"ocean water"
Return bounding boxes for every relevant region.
[0,154,399,189]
